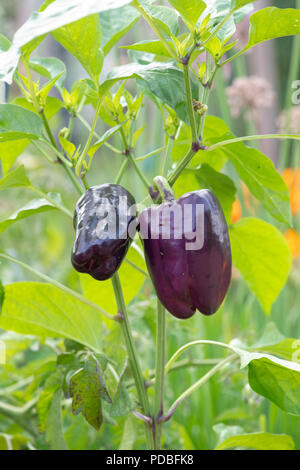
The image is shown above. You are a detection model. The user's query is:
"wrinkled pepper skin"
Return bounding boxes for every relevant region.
[139,189,232,319]
[71,184,136,281]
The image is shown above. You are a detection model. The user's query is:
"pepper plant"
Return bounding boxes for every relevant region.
[0,0,300,451]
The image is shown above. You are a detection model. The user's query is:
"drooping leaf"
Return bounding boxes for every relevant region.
[0,198,59,234]
[0,104,43,142]
[0,282,103,352]
[69,355,111,430]
[230,218,292,313]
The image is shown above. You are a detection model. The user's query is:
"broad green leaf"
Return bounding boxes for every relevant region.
[205,121,291,226]
[102,62,198,123]
[247,7,300,50]
[88,123,126,158]
[0,282,103,352]
[37,370,62,432]
[256,339,300,363]
[0,104,43,142]
[216,432,295,450]
[52,15,103,83]
[0,139,29,175]
[80,244,146,319]
[139,1,179,37]
[70,355,111,430]
[230,218,292,314]
[0,165,31,191]
[29,57,66,91]
[118,415,137,450]
[0,0,132,84]
[0,198,58,234]
[194,164,236,222]
[100,4,139,55]
[168,0,206,29]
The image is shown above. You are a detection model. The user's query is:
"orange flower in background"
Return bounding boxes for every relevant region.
[285,229,300,259]
[231,198,242,223]
[282,168,300,215]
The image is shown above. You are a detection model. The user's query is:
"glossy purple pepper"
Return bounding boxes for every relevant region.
[139,189,232,319]
[71,184,136,281]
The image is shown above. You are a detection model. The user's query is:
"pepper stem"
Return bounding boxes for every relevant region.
[153,176,175,203]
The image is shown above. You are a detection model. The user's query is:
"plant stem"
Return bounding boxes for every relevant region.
[153,300,166,450]
[160,137,174,177]
[119,125,151,191]
[115,159,129,184]
[163,355,235,422]
[207,133,300,152]
[77,113,123,154]
[111,273,154,449]
[168,148,195,186]
[0,252,114,323]
[183,64,198,143]
[77,97,102,175]
[136,146,167,162]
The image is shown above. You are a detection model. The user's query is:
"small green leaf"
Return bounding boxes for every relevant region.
[110,362,133,417]
[70,355,111,430]
[230,218,292,314]
[0,104,43,142]
[121,40,174,59]
[100,4,139,55]
[46,388,68,450]
[29,57,66,91]
[88,122,126,158]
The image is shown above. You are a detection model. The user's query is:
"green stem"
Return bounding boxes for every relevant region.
[202,10,234,47]
[115,159,129,184]
[160,138,174,177]
[168,148,195,186]
[164,356,235,421]
[111,273,153,450]
[208,133,300,152]
[153,300,166,450]
[77,113,123,155]
[165,339,238,375]
[0,252,114,322]
[31,140,55,164]
[119,125,151,191]
[136,146,167,163]
[183,64,198,143]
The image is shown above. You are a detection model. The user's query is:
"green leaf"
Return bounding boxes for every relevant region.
[121,40,174,59]
[70,355,111,430]
[0,104,43,142]
[140,1,179,37]
[13,96,63,121]
[102,62,198,123]
[52,15,103,83]
[80,244,146,319]
[100,4,140,55]
[247,7,300,50]
[88,122,126,158]
[46,388,68,450]
[29,57,66,91]
[0,0,133,84]
[168,0,206,29]
[206,125,291,226]
[193,164,236,222]
[0,34,11,52]
[0,198,58,234]
[230,218,292,314]
[0,165,31,191]
[216,432,295,450]
[0,282,103,352]
[110,363,133,417]
[0,139,29,175]
[37,370,62,432]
